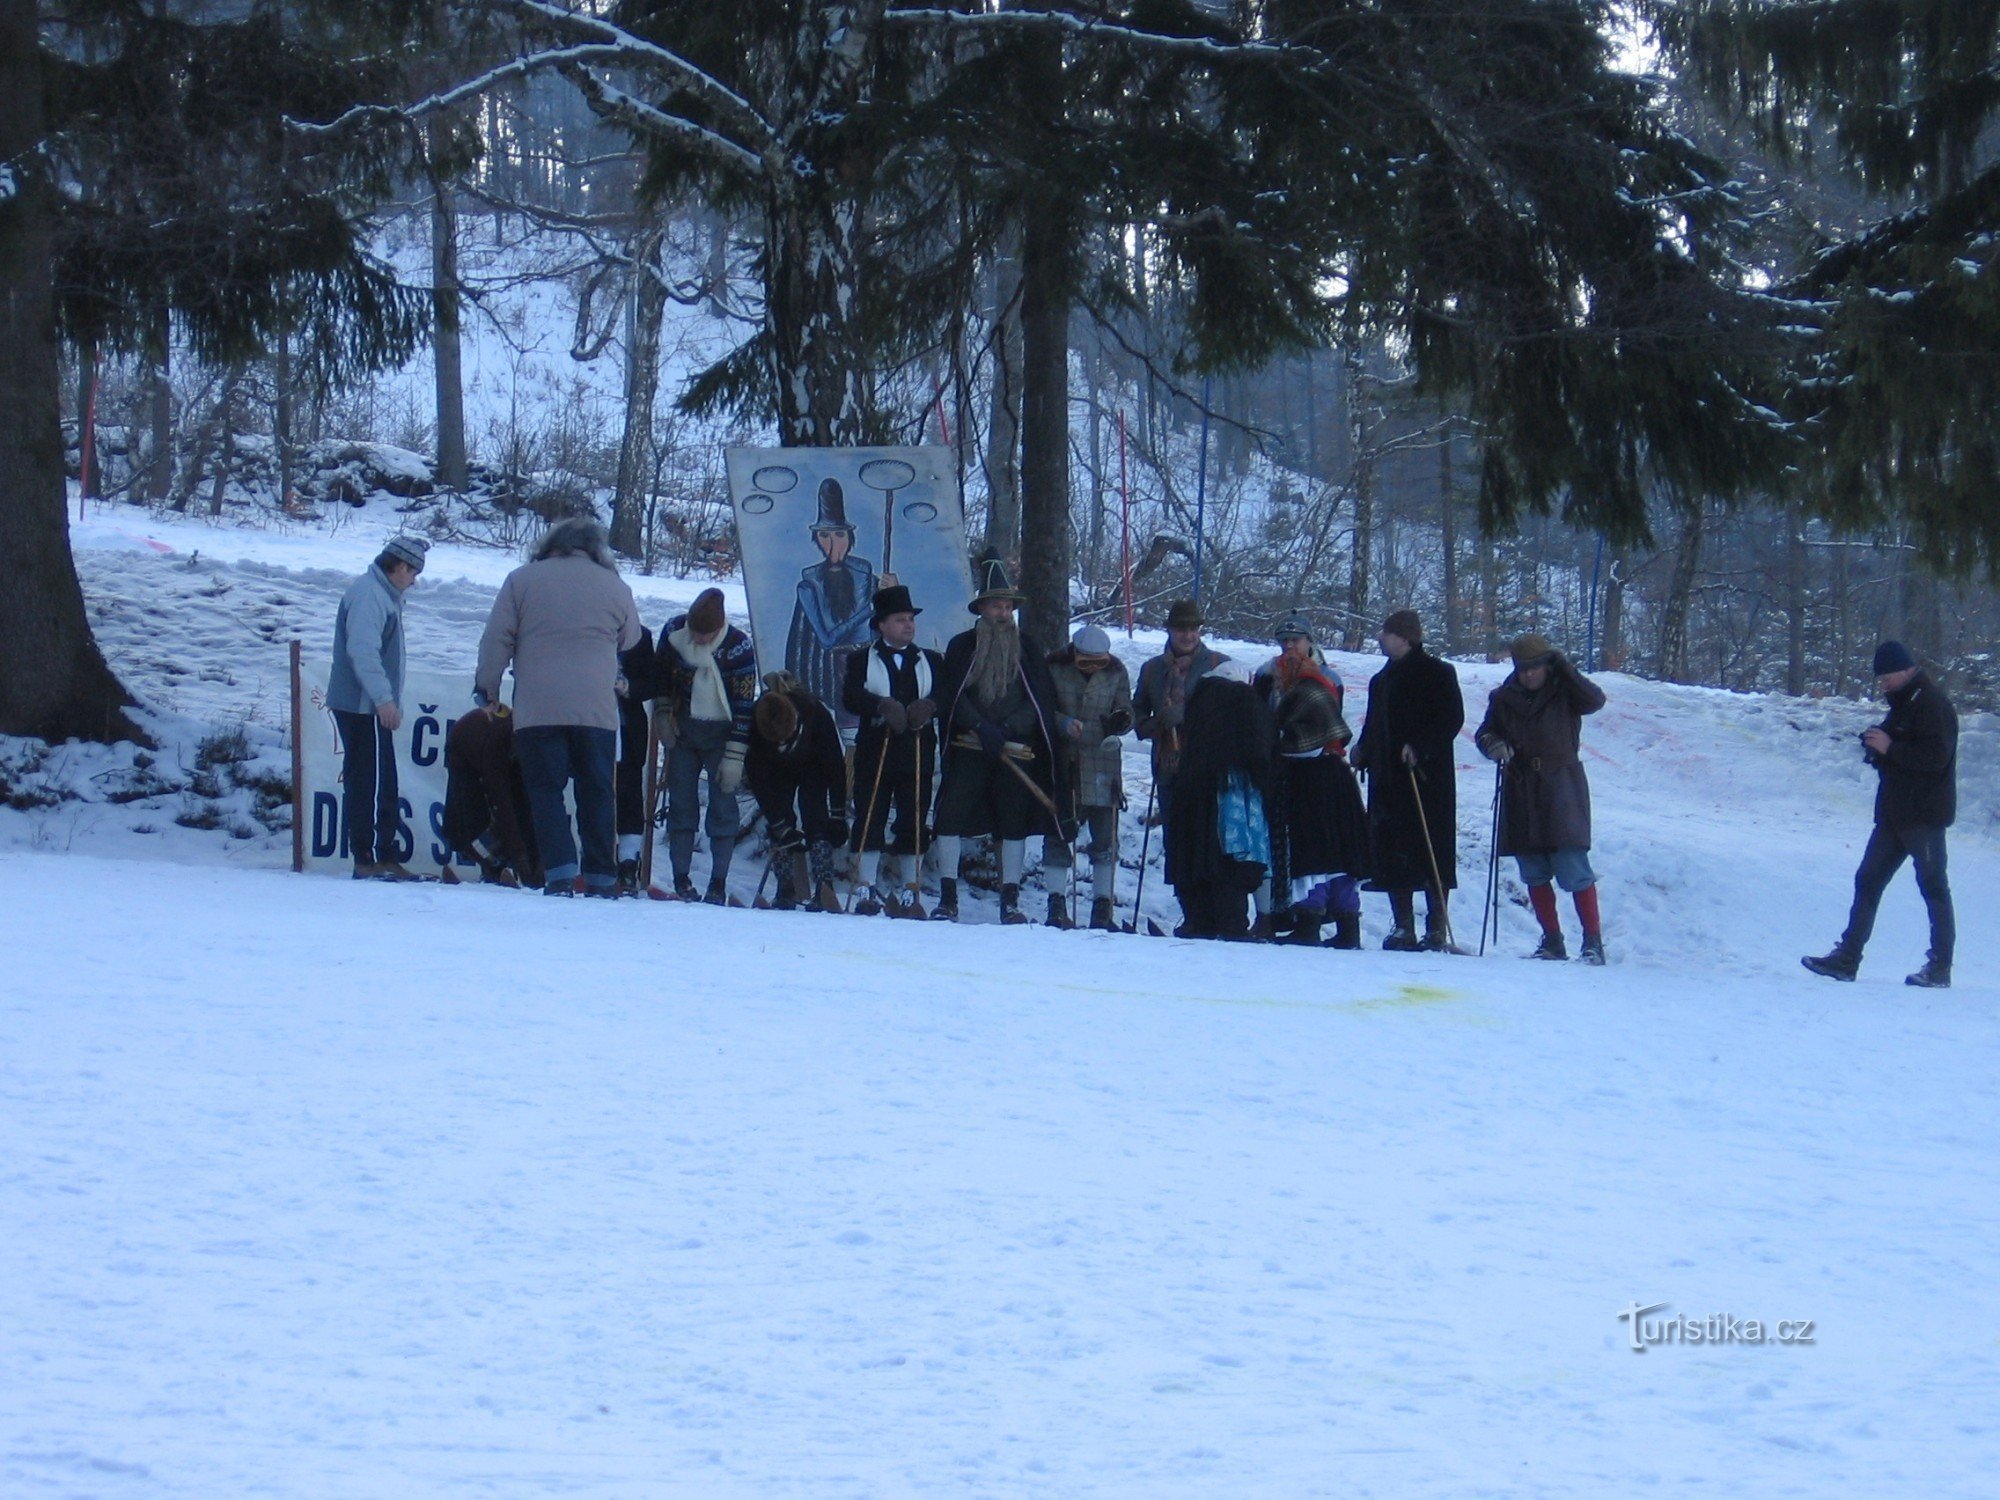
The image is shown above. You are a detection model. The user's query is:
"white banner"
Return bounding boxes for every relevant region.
[293,650,492,876]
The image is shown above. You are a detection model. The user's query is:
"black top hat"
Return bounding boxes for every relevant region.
[871,583,922,626]
[968,552,1025,611]
[812,477,853,532]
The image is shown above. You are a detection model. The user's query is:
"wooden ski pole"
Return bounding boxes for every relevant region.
[1124,776,1157,934]
[847,731,893,912]
[1408,761,1457,952]
[1479,761,1503,956]
[905,725,928,915]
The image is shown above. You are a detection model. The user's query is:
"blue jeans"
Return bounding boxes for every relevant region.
[1515,846,1596,891]
[1843,822,1953,966]
[334,709,402,866]
[666,717,740,884]
[515,725,617,889]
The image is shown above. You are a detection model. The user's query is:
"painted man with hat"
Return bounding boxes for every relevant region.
[1475,633,1609,963]
[1044,624,1135,930]
[842,582,947,916]
[326,534,429,880]
[929,553,1067,924]
[1352,608,1465,950]
[1803,640,1957,988]
[785,476,877,726]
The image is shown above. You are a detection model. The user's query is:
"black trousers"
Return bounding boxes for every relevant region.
[334,708,401,866]
[616,693,650,840]
[1843,822,1954,966]
[851,731,936,854]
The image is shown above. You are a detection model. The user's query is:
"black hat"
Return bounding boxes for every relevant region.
[968,552,1025,611]
[872,583,921,626]
[812,477,853,532]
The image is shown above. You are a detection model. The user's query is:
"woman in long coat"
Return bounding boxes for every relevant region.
[1475,633,1607,962]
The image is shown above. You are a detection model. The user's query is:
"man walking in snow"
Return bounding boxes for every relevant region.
[929,554,1066,924]
[1475,633,1608,964]
[475,518,642,897]
[1804,641,1958,988]
[655,587,759,903]
[1353,608,1464,950]
[327,535,428,880]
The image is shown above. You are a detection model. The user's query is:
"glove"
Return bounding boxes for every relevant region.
[907,698,937,729]
[976,719,1007,759]
[877,696,909,734]
[1103,707,1133,737]
[651,702,679,750]
[716,740,746,796]
[1479,732,1513,764]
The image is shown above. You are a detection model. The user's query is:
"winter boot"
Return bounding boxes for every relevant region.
[1530,931,1568,961]
[1251,909,1292,942]
[852,884,885,917]
[1288,913,1325,946]
[542,880,575,898]
[672,873,699,903]
[1906,959,1952,989]
[703,877,729,907]
[930,877,959,921]
[1090,896,1117,932]
[615,859,642,898]
[1578,933,1606,966]
[1045,892,1075,931]
[372,860,422,883]
[1330,912,1362,950]
[1802,946,1860,982]
[481,855,520,888]
[1000,883,1029,926]
[1382,926,1421,952]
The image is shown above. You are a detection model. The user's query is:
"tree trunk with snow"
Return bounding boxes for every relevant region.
[611,223,667,558]
[430,130,468,494]
[1018,189,1073,653]
[0,0,140,743]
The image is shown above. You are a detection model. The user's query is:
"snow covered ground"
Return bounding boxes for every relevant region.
[3,509,1997,1495]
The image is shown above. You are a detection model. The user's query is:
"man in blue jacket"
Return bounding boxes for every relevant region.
[1804,641,1958,988]
[326,536,427,879]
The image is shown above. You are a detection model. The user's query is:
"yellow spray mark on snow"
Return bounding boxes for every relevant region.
[1349,984,1462,1013]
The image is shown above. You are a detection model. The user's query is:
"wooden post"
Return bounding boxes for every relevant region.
[289,640,305,873]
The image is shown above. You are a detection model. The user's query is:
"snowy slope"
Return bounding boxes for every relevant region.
[2,512,1996,1496]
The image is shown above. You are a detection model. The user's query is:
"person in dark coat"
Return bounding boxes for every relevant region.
[1253,619,1370,948]
[930,554,1067,925]
[1475,633,1608,963]
[440,703,541,888]
[1165,660,1276,941]
[1133,599,1230,787]
[1804,641,1958,988]
[746,672,849,912]
[1353,608,1465,950]
[655,588,759,902]
[613,625,659,895]
[843,584,946,917]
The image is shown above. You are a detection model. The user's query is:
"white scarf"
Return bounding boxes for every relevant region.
[670,625,731,722]
[864,644,933,701]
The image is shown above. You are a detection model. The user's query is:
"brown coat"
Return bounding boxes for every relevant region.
[476,554,641,731]
[1476,656,1605,852]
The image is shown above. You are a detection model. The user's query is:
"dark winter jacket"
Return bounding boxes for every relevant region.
[1353,645,1465,890]
[746,689,849,849]
[1047,646,1134,809]
[1134,642,1230,777]
[843,637,947,783]
[441,706,537,876]
[1165,675,1276,895]
[1868,671,1957,829]
[655,617,759,743]
[936,626,1061,762]
[1476,654,1606,853]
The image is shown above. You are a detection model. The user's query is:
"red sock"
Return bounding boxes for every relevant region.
[1529,882,1560,935]
[1573,884,1601,937]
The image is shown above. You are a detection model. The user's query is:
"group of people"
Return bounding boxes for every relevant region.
[326,521,1959,983]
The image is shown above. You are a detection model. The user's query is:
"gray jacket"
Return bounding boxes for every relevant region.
[476,554,641,731]
[1048,648,1133,808]
[327,564,405,714]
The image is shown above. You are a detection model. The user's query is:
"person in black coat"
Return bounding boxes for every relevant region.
[1804,641,1958,988]
[1165,662,1277,940]
[842,584,946,916]
[613,625,659,894]
[441,703,541,887]
[746,673,849,911]
[929,555,1068,924]
[1352,608,1465,950]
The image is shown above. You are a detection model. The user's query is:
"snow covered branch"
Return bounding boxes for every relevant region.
[881,6,1306,65]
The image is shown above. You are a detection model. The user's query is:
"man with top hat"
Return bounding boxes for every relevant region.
[1475,632,1608,963]
[786,476,877,725]
[843,582,946,917]
[929,553,1067,924]
[1353,607,1465,950]
[1803,640,1958,988]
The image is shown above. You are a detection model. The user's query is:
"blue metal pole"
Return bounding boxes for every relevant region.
[1193,376,1212,605]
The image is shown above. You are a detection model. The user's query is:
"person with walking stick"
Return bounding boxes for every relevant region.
[1134,599,1230,937]
[1475,633,1608,963]
[1353,609,1465,951]
[842,584,944,917]
[1045,625,1134,930]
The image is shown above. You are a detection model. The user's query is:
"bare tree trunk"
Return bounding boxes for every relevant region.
[1342,347,1375,649]
[0,0,141,742]
[273,322,296,510]
[706,206,730,319]
[1438,421,1459,653]
[611,223,667,559]
[430,124,468,493]
[143,311,173,505]
[1018,177,1073,653]
[1601,552,1625,669]
[74,336,101,500]
[208,368,241,517]
[1660,504,1706,684]
[983,235,1023,558]
[1785,499,1807,695]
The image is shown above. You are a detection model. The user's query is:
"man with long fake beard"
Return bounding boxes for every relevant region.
[929,555,1068,924]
